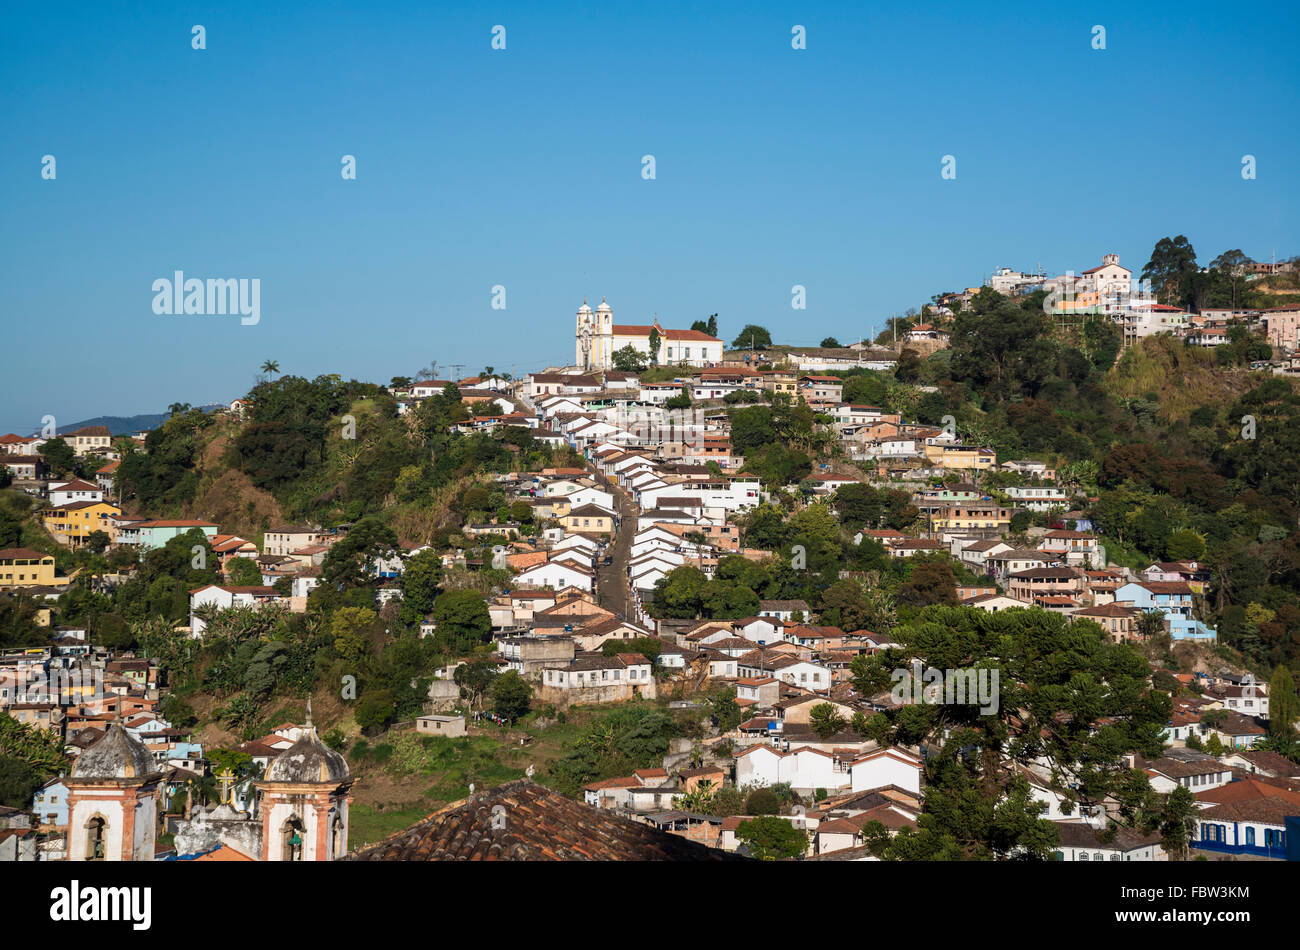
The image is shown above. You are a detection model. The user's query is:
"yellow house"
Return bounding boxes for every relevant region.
[924,443,997,471]
[42,500,121,546]
[928,504,1013,532]
[60,425,112,454]
[759,371,799,397]
[532,496,573,520]
[562,504,615,535]
[0,547,60,587]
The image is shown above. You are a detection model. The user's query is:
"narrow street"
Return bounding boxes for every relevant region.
[590,466,639,619]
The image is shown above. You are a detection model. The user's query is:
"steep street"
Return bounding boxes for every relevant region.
[590,466,639,620]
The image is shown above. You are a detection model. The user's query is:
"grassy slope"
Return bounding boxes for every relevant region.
[1102,335,1268,423]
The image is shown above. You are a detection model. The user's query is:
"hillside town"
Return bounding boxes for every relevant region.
[3,245,1300,866]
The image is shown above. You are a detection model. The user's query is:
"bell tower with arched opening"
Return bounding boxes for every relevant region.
[256,703,353,861]
[65,721,161,861]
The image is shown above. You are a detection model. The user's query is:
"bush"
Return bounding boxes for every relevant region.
[745,786,780,815]
[354,689,396,733]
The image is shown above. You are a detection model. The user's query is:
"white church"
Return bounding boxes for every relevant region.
[575,298,723,371]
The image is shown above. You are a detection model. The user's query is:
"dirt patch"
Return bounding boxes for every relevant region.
[349,766,430,810]
[188,468,285,539]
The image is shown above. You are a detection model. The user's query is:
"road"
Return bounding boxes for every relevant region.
[590,466,639,619]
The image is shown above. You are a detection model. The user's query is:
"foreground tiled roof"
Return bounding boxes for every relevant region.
[349,780,745,861]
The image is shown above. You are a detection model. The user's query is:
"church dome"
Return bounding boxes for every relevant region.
[264,729,350,784]
[595,298,612,312]
[577,301,593,313]
[71,721,157,781]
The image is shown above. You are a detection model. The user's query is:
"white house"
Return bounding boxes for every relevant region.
[513,560,595,593]
[734,745,849,793]
[848,747,922,795]
[48,479,104,507]
[188,584,287,637]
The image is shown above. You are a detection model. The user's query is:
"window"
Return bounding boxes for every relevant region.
[85,816,107,860]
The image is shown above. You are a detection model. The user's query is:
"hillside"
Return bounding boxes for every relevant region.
[1104,335,1272,422]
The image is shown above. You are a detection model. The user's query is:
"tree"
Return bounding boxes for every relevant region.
[732,325,772,350]
[851,605,1170,859]
[949,290,1054,402]
[431,590,491,651]
[260,360,281,377]
[1141,236,1198,307]
[0,756,41,809]
[547,706,681,796]
[898,557,958,607]
[710,688,743,732]
[1156,785,1198,859]
[354,690,396,733]
[454,657,499,711]
[653,566,709,618]
[1267,665,1298,756]
[647,328,662,365]
[160,694,197,729]
[735,816,808,859]
[676,779,717,812]
[399,548,443,625]
[320,517,399,589]
[820,337,841,348]
[809,702,847,740]
[0,711,66,780]
[728,406,776,454]
[1165,530,1205,562]
[491,670,532,723]
[691,315,720,338]
[832,482,916,531]
[611,345,647,372]
[1136,610,1167,641]
[331,606,378,664]
[226,556,262,586]
[1208,249,1250,310]
[40,438,77,475]
[744,787,781,815]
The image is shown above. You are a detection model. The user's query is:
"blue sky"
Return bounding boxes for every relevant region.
[2,0,1297,432]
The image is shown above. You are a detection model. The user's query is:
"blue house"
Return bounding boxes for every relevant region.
[1194,799,1295,859]
[32,777,68,827]
[1114,580,1216,642]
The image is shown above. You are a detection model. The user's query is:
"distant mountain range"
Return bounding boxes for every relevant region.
[51,404,228,437]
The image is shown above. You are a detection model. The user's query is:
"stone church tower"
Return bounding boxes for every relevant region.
[575,298,614,370]
[65,721,161,861]
[256,705,353,861]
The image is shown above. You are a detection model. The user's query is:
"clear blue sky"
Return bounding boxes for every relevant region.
[2,0,1297,432]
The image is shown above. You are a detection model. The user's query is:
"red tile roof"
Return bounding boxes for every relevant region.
[350,780,744,861]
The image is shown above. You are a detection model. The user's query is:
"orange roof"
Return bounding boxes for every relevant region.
[192,844,255,861]
[613,324,721,342]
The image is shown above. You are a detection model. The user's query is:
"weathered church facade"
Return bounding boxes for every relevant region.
[575,299,723,370]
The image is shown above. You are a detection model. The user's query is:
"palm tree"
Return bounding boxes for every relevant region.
[260,360,280,377]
